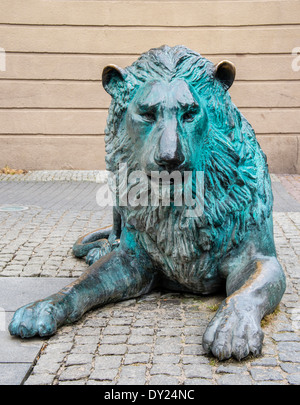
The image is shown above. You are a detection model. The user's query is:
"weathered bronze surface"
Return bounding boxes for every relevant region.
[9,46,286,360]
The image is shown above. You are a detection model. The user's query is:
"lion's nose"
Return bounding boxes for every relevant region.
[154,148,184,170]
[155,125,184,169]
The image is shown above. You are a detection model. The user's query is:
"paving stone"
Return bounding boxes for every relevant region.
[184,378,213,385]
[156,336,181,345]
[59,364,91,381]
[93,355,123,370]
[280,363,300,374]
[131,326,154,336]
[154,343,181,355]
[127,344,152,354]
[128,334,154,345]
[117,376,145,385]
[89,368,118,381]
[216,364,248,374]
[32,358,62,375]
[250,367,284,382]
[276,323,295,332]
[287,374,300,385]
[123,353,150,365]
[279,351,300,363]
[101,335,128,344]
[150,363,181,376]
[250,358,278,367]
[119,365,147,380]
[272,333,300,342]
[104,326,131,335]
[0,363,32,385]
[183,344,206,356]
[157,327,182,336]
[185,335,202,344]
[98,344,127,356]
[74,335,99,345]
[109,317,132,326]
[152,354,180,364]
[256,380,287,385]
[44,342,73,354]
[184,326,202,336]
[58,380,86,385]
[24,373,55,385]
[183,364,213,379]
[65,353,94,366]
[217,374,253,385]
[277,341,300,352]
[77,327,101,336]
[157,319,184,328]
[86,380,115,385]
[85,317,109,328]
[148,375,180,385]
[182,355,210,365]
[70,345,96,355]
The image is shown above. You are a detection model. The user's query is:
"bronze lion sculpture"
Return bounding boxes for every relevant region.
[9,45,286,361]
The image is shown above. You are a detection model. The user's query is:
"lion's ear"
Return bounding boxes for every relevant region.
[102,64,127,97]
[214,60,236,91]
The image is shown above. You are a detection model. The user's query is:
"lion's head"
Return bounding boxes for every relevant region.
[102,45,273,273]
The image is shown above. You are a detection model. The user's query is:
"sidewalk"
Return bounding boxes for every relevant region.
[0,171,299,385]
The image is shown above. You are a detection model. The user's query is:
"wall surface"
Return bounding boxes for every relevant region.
[0,0,299,172]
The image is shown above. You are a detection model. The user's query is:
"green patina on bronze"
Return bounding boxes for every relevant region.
[9,46,286,361]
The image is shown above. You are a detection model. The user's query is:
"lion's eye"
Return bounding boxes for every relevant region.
[182,111,196,122]
[141,111,156,123]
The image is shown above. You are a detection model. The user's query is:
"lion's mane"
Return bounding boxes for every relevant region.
[104,45,273,288]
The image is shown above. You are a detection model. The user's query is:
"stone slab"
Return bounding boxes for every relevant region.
[0,277,76,311]
[0,312,42,363]
[0,363,33,385]
[0,278,75,385]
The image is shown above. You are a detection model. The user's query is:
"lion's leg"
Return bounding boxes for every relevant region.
[73,208,122,265]
[9,230,156,338]
[202,255,286,360]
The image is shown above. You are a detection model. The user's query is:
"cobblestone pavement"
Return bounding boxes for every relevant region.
[0,172,299,385]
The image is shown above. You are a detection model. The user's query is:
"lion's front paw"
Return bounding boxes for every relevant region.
[9,299,65,338]
[202,299,264,361]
